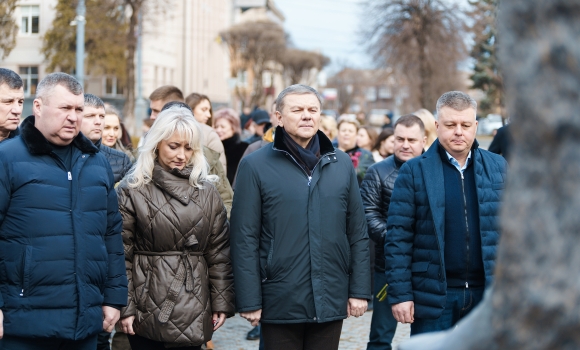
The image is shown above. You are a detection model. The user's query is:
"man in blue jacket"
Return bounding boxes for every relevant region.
[0,73,127,348]
[385,91,508,335]
[81,93,132,184]
[0,68,24,144]
[231,84,370,350]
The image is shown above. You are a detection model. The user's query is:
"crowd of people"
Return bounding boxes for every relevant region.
[0,66,509,350]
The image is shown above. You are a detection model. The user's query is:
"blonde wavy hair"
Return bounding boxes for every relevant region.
[126,106,217,189]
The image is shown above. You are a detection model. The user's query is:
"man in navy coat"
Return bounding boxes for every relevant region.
[385,91,508,335]
[0,73,127,348]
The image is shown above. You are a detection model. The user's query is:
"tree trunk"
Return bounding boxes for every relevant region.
[400,0,580,348]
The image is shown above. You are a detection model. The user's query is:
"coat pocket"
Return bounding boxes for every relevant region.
[20,246,33,297]
[265,239,274,281]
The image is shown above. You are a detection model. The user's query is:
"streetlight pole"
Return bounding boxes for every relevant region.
[75,0,86,86]
[134,9,147,136]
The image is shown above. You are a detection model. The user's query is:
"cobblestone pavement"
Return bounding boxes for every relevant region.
[210,311,410,350]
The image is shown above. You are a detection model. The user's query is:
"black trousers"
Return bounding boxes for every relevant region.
[0,335,97,350]
[261,320,343,350]
[127,334,201,350]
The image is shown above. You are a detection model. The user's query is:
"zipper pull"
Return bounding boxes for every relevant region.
[20,289,24,296]
[465,282,469,289]
[68,172,72,181]
[308,176,312,186]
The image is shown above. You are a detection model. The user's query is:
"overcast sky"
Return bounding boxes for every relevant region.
[275,0,372,73]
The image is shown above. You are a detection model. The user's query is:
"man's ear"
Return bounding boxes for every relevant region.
[276,111,283,128]
[33,98,42,117]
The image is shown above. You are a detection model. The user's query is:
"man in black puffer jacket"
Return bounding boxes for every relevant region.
[81,94,132,183]
[360,115,426,350]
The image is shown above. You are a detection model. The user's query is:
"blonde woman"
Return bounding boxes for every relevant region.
[116,106,234,349]
[413,108,437,149]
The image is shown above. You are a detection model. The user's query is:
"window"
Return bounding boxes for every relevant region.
[103,76,124,96]
[19,66,39,96]
[20,6,40,34]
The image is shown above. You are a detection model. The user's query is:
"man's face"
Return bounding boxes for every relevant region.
[393,123,426,162]
[33,84,84,146]
[0,83,24,134]
[435,106,478,158]
[149,99,165,120]
[80,106,105,143]
[276,93,321,147]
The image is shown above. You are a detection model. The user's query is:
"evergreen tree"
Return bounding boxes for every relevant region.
[469,0,505,120]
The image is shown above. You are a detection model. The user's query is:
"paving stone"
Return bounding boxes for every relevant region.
[211,311,410,350]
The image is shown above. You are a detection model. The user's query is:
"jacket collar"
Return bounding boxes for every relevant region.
[273,126,335,156]
[152,163,196,205]
[20,115,99,155]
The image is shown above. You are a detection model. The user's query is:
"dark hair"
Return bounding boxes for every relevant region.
[185,93,213,125]
[394,114,425,134]
[84,93,104,109]
[0,68,23,89]
[373,127,394,151]
[162,101,192,112]
[359,125,378,149]
[149,85,184,103]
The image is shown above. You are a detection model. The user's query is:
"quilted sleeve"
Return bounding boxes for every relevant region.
[0,156,10,308]
[116,184,137,317]
[360,164,387,245]
[103,165,128,307]
[204,185,235,317]
[385,163,416,305]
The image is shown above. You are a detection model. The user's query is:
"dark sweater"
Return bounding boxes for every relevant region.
[439,145,485,288]
[222,134,249,185]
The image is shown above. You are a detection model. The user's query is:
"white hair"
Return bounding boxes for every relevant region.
[126,106,217,189]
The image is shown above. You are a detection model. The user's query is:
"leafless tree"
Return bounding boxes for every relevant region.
[362,0,468,110]
[281,48,330,85]
[220,20,286,108]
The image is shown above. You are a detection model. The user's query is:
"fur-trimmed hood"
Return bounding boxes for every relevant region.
[20,115,99,155]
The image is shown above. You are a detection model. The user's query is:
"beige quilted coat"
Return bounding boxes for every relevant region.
[116,164,235,346]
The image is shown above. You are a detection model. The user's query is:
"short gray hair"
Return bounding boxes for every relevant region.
[275,84,323,113]
[36,72,83,102]
[84,93,104,109]
[0,68,23,89]
[436,91,477,118]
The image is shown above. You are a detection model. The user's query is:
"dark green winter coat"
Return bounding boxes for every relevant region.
[231,127,371,324]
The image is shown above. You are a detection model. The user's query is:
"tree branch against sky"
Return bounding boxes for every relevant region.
[362,0,468,110]
[0,0,19,60]
[220,20,287,108]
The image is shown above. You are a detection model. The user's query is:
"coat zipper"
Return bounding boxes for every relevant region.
[272,147,335,186]
[460,171,470,289]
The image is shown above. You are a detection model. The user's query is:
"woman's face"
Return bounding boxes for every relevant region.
[380,135,396,156]
[214,118,235,141]
[157,132,194,171]
[193,99,212,124]
[337,122,358,151]
[356,128,372,150]
[102,114,122,147]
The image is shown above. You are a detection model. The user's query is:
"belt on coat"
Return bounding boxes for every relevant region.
[135,250,203,323]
